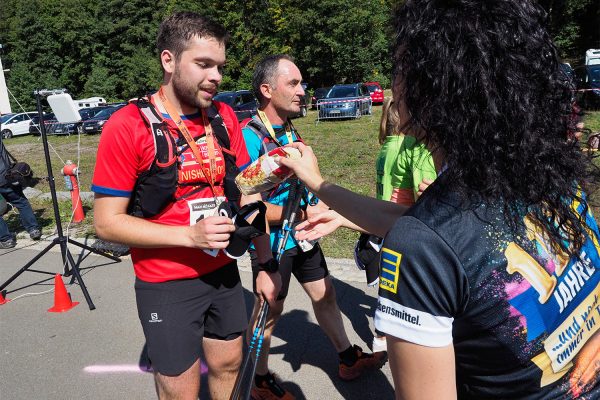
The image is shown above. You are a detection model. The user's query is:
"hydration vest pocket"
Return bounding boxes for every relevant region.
[128,161,178,218]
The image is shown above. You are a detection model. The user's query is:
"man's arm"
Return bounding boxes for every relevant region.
[93,194,235,249]
[387,336,456,400]
[240,193,281,305]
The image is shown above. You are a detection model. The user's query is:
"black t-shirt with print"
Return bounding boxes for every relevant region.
[375,174,600,399]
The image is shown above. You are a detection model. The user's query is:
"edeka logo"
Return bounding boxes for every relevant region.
[149,313,163,323]
[380,248,402,294]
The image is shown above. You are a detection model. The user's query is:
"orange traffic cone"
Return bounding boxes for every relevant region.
[0,290,8,305]
[48,274,79,312]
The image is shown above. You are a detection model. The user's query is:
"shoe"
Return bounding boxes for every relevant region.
[338,345,388,381]
[251,372,295,400]
[0,237,17,249]
[28,229,42,240]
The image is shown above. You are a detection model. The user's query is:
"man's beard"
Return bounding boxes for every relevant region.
[172,66,216,110]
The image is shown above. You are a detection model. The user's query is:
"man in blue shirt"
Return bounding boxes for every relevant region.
[241,54,386,400]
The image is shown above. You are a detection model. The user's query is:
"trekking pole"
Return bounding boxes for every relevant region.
[230,300,270,400]
[232,178,305,400]
[242,300,270,400]
[275,179,305,262]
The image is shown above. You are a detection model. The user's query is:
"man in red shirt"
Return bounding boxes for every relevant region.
[92,12,280,400]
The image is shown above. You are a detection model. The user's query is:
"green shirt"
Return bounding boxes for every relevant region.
[376,135,406,201]
[376,135,436,201]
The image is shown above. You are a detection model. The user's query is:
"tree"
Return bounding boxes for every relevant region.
[1,0,596,109]
[539,0,600,63]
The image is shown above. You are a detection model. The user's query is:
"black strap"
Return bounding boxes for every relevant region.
[244,116,303,155]
[135,98,178,165]
[206,105,231,150]
[4,148,17,164]
[246,119,271,143]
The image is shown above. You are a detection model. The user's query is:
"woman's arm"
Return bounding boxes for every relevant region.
[387,336,457,400]
[277,142,408,237]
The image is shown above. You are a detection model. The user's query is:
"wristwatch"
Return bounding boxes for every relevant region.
[257,258,279,273]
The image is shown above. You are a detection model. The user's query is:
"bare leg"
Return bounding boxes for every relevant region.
[203,336,244,400]
[247,295,285,375]
[302,276,351,352]
[154,359,201,400]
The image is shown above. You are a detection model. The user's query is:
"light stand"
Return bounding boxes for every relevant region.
[0,88,121,310]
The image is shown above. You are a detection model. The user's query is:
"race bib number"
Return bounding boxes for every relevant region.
[188,197,227,257]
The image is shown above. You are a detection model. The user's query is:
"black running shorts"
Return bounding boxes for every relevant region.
[135,262,247,376]
[251,244,329,299]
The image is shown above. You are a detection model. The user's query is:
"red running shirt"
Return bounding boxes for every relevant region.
[92,100,250,282]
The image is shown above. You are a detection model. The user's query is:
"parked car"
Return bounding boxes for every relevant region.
[48,120,80,136]
[311,87,331,110]
[39,107,106,136]
[213,90,258,122]
[79,106,106,121]
[318,83,372,120]
[29,113,56,136]
[81,104,126,134]
[364,81,384,105]
[1,112,37,138]
[575,64,600,109]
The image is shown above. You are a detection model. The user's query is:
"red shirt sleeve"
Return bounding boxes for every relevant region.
[91,105,154,197]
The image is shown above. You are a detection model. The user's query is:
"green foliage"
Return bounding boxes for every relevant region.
[539,0,600,63]
[0,0,597,110]
[0,0,394,109]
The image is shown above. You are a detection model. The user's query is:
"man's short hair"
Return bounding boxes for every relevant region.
[156,12,229,64]
[252,54,295,104]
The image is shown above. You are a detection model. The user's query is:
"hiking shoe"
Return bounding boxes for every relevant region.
[338,345,388,381]
[251,373,295,400]
[28,229,42,240]
[0,237,17,249]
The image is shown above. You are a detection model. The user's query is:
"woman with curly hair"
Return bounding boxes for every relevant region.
[278,0,600,398]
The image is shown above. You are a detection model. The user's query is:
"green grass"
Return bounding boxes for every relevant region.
[584,111,600,132]
[3,133,100,238]
[4,109,600,258]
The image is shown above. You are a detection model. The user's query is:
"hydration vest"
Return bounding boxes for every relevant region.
[241,116,305,200]
[240,116,281,157]
[128,99,241,218]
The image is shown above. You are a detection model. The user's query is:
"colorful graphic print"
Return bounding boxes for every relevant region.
[505,200,600,388]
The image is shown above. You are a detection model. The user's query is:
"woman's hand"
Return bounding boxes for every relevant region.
[294,209,345,241]
[276,142,325,193]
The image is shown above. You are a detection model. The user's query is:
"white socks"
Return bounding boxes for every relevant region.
[372,336,387,353]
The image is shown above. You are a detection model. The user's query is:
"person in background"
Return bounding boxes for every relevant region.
[0,123,41,249]
[366,95,436,354]
[241,54,387,400]
[377,97,436,206]
[278,0,600,398]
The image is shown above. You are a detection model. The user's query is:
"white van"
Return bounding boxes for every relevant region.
[74,97,107,109]
[585,49,600,66]
[1,112,37,138]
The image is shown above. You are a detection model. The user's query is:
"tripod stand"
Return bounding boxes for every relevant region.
[0,89,121,310]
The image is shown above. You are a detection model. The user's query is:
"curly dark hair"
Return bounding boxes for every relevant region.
[392,0,598,254]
